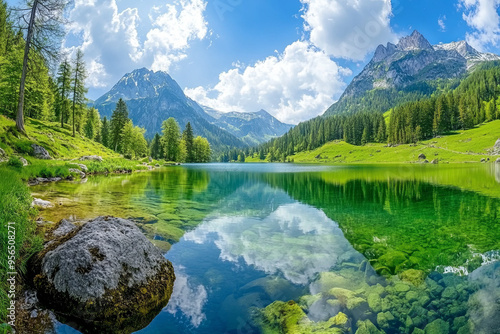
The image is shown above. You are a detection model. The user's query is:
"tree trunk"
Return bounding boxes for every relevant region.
[72,70,78,137]
[16,0,38,134]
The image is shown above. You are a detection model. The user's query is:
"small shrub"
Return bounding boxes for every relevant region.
[7,156,23,168]
[14,140,34,156]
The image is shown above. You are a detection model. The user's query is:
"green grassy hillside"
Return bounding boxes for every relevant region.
[0,115,118,159]
[279,121,500,164]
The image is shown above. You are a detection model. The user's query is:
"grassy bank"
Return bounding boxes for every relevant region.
[247,120,500,164]
[0,116,161,331]
[0,168,43,330]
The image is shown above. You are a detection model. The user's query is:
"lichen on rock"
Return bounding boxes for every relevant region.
[31,216,175,333]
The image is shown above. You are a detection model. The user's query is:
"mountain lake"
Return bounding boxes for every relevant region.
[30,163,500,334]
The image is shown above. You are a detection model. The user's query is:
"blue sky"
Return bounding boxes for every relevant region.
[6,0,500,123]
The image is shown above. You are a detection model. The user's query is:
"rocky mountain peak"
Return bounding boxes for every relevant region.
[397,30,433,51]
[95,68,184,105]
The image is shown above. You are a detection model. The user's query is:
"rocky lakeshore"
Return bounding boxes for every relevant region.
[20,216,175,334]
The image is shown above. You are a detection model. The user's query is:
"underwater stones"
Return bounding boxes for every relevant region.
[376,311,395,329]
[394,283,411,293]
[32,198,54,209]
[377,250,408,274]
[299,294,322,309]
[425,278,444,298]
[367,293,382,313]
[424,319,449,334]
[32,216,175,333]
[31,144,52,159]
[328,287,368,312]
[355,319,384,334]
[315,272,360,292]
[441,287,458,300]
[406,291,419,303]
[400,269,426,286]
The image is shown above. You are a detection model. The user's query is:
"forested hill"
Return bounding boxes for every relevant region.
[93,69,246,153]
[232,60,500,162]
[225,31,500,163]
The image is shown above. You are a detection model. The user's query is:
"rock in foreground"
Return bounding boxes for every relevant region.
[32,217,175,334]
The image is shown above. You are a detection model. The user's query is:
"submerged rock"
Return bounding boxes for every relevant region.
[31,144,52,160]
[32,198,54,209]
[31,216,175,334]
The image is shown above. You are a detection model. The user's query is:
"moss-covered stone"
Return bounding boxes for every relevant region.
[377,311,395,329]
[441,287,458,300]
[406,290,419,303]
[367,293,382,313]
[424,319,450,334]
[394,283,411,293]
[400,269,426,286]
[355,319,384,334]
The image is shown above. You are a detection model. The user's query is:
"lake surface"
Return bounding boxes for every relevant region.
[31,164,500,334]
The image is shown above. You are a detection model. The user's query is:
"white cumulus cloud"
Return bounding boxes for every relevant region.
[185,41,351,124]
[64,0,208,90]
[300,0,397,61]
[460,0,500,51]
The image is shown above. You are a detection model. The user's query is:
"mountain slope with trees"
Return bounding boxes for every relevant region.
[237,32,500,163]
[93,68,246,153]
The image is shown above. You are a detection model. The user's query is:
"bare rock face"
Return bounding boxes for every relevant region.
[31,144,52,160]
[418,153,426,160]
[32,217,175,334]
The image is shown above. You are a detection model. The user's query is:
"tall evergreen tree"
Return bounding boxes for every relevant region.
[71,49,87,137]
[101,116,110,148]
[57,58,71,128]
[182,122,195,163]
[150,133,163,160]
[15,0,68,133]
[110,98,129,151]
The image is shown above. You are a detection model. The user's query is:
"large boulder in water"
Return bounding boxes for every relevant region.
[31,217,175,333]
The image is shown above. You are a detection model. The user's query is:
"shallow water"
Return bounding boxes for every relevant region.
[32,164,500,334]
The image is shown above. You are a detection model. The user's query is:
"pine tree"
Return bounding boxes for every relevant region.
[161,117,181,162]
[101,116,110,148]
[182,122,195,163]
[120,120,134,158]
[84,107,100,140]
[57,58,72,128]
[71,49,87,137]
[150,133,163,160]
[15,0,68,133]
[110,99,129,151]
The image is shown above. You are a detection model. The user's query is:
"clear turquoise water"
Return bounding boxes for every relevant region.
[32,164,500,334]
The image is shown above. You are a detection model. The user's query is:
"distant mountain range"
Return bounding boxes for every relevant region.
[325,30,500,116]
[93,68,292,150]
[200,106,293,146]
